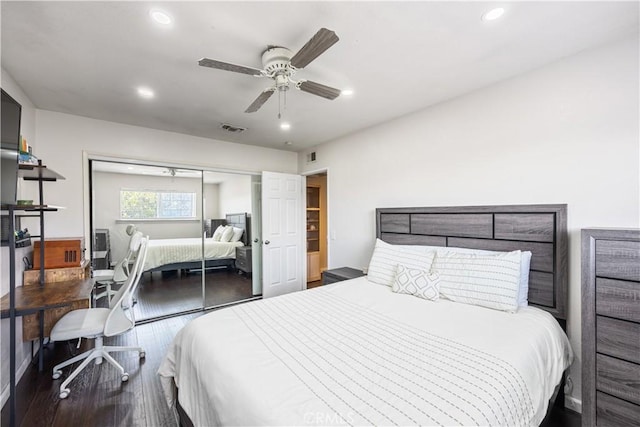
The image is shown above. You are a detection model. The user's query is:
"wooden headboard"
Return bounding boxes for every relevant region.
[376,204,568,320]
[226,212,251,246]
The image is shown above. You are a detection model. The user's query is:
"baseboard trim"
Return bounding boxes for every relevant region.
[0,350,33,409]
[565,396,582,414]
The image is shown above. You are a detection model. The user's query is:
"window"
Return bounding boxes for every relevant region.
[120,190,196,219]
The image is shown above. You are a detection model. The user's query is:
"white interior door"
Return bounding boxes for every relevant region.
[261,171,305,298]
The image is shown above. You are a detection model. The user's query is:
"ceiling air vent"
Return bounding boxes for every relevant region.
[220,123,247,133]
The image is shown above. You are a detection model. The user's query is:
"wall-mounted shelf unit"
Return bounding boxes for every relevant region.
[1,160,65,427]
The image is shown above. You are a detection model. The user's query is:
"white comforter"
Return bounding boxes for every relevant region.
[158,277,573,426]
[143,238,243,271]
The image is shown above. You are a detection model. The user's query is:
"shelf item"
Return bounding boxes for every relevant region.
[582,228,640,427]
[23,259,90,286]
[33,237,85,269]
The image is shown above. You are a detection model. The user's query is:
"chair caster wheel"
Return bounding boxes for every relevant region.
[121,373,129,382]
[59,389,70,399]
[52,370,62,380]
[139,351,145,359]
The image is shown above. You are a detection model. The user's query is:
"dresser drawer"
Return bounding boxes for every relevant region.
[235,247,252,274]
[596,278,640,323]
[596,239,640,282]
[235,257,248,269]
[597,391,640,427]
[597,316,640,364]
[596,354,640,405]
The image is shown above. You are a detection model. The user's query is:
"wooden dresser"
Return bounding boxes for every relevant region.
[582,228,640,426]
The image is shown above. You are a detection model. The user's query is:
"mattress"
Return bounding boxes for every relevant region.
[158,277,573,426]
[143,237,243,271]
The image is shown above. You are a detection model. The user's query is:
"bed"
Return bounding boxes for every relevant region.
[143,213,250,273]
[158,204,573,426]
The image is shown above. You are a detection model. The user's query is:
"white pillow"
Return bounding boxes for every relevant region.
[230,227,244,243]
[432,250,522,312]
[367,239,436,286]
[397,244,531,307]
[392,264,441,301]
[220,226,234,242]
[211,225,225,241]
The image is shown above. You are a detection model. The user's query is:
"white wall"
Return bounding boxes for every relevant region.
[32,110,297,242]
[218,174,253,217]
[299,35,640,411]
[93,171,204,262]
[203,183,220,220]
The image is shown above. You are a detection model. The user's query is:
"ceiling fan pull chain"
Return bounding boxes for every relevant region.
[278,90,282,119]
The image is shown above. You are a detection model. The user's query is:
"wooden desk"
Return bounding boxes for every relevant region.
[0,278,93,340]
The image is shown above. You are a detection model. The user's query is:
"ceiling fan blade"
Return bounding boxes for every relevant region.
[245,89,275,113]
[298,80,341,100]
[290,28,339,69]
[198,58,263,77]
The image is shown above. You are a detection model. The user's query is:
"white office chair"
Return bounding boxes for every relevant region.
[51,234,149,399]
[93,226,142,304]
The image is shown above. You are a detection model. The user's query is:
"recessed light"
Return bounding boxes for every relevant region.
[136,86,155,99]
[127,166,134,170]
[482,7,505,21]
[341,88,354,97]
[284,141,293,146]
[150,8,173,26]
[280,122,291,131]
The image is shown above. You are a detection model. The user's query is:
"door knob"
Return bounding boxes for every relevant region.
[253,238,259,243]
[264,240,270,245]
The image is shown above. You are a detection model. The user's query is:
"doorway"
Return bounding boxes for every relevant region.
[305,172,327,288]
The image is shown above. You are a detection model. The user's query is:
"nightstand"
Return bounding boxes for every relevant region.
[235,246,252,275]
[322,267,365,285]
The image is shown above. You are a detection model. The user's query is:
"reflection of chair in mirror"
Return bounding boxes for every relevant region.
[93,225,140,304]
[50,235,149,399]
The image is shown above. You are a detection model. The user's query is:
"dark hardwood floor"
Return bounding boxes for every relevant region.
[3,292,582,427]
[133,268,256,320]
[2,313,201,427]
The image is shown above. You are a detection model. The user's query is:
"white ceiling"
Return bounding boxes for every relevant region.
[1,2,638,152]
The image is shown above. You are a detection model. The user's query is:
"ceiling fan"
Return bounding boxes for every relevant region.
[198,28,341,114]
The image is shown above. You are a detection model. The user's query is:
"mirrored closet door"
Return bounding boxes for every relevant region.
[202,171,261,309]
[90,160,262,322]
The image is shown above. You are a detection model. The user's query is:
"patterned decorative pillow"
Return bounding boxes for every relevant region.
[367,239,436,286]
[392,264,441,301]
[432,250,522,312]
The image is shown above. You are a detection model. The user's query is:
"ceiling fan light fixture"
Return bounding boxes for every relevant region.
[482,7,505,21]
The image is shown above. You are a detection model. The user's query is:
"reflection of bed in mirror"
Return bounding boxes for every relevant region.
[143,213,250,273]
